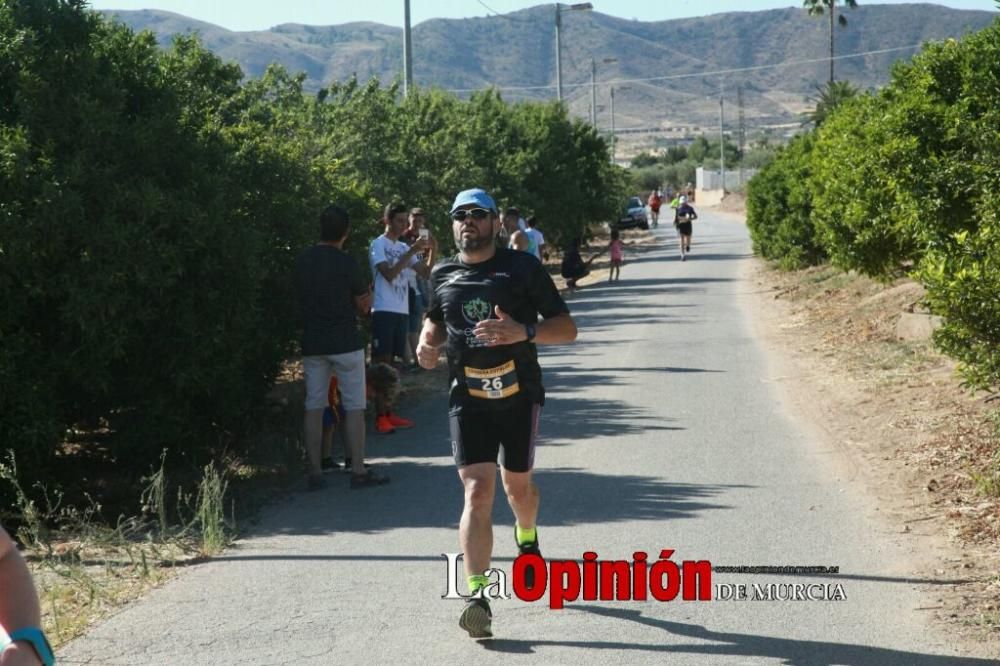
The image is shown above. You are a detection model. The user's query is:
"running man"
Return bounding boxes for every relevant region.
[416,188,578,638]
[675,194,698,260]
[647,189,662,228]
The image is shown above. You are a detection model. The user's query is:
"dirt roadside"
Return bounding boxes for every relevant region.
[716,199,1000,652]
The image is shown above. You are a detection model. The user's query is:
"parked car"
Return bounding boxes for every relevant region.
[616,196,648,230]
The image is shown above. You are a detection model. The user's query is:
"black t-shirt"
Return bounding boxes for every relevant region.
[676,203,697,221]
[427,248,569,413]
[295,244,367,356]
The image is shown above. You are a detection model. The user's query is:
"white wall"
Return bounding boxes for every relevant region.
[696,166,758,191]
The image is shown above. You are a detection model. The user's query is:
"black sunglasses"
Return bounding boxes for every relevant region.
[451,208,492,222]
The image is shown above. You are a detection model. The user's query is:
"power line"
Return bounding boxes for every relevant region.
[444,43,923,93]
[475,0,536,23]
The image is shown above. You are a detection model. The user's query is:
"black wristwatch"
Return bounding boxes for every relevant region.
[524,323,537,342]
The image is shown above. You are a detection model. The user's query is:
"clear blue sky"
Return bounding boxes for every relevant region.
[86,0,997,32]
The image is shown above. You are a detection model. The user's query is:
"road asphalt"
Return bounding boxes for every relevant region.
[59,211,998,665]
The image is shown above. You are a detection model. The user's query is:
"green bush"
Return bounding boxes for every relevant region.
[806,18,1000,389]
[921,210,1000,392]
[809,36,984,279]
[745,133,825,269]
[914,25,1000,392]
[1,0,625,511]
[0,4,330,475]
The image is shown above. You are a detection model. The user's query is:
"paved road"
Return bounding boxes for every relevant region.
[61,212,997,664]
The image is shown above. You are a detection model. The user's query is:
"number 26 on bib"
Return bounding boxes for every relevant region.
[464,360,520,400]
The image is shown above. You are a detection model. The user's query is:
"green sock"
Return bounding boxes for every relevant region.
[515,524,537,546]
[467,574,490,594]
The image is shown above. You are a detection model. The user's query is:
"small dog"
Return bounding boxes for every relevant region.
[366,362,400,408]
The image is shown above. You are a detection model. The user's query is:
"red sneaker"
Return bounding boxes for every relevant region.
[375,415,396,434]
[387,413,415,429]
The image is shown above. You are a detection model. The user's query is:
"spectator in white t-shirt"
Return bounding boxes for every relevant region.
[369,202,431,432]
[524,216,546,262]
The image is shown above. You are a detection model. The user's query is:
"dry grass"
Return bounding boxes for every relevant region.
[32,539,198,646]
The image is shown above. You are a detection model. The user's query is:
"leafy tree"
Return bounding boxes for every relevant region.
[663,145,688,164]
[912,22,1000,392]
[0,0,625,513]
[803,0,859,85]
[803,79,859,128]
[699,136,741,170]
[687,136,711,163]
[629,165,667,193]
[804,18,1000,389]
[0,4,335,477]
[746,133,825,269]
[630,152,659,168]
[740,146,778,170]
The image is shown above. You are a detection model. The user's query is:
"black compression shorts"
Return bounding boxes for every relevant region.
[449,400,541,473]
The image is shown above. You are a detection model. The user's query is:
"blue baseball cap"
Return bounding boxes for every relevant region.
[450,188,498,215]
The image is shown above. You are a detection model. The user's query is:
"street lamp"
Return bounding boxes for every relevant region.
[555,2,593,103]
[590,57,616,126]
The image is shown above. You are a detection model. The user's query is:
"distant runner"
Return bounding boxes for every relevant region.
[647,189,662,228]
[675,195,698,261]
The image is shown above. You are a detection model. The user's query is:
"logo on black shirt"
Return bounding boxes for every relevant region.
[461,297,492,325]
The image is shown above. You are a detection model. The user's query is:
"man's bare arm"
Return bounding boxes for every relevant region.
[376,239,430,282]
[416,319,448,369]
[532,312,577,344]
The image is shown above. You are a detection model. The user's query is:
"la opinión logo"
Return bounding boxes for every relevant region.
[442,550,713,609]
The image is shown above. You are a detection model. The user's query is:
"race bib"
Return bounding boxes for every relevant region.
[464,360,520,400]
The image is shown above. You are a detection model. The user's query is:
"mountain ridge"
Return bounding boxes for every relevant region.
[99,4,997,134]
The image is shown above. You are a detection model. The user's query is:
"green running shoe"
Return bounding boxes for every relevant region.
[459,596,493,639]
[516,528,542,588]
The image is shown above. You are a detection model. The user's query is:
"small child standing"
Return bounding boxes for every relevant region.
[609,229,624,282]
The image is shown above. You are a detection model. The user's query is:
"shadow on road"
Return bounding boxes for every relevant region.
[475,605,995,665]
[245,457,738,538]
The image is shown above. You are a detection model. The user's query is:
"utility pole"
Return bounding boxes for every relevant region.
[554,3,593,103]
[610,85,616,164]
[590,58,596,125]
[555,5,563,102]
[590,57,615,127]
[737,85,746,160]
[737,84,746,187]
[403,0,413,97]
[719,80,725,194]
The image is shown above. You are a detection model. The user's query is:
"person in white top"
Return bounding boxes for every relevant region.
[369,202,432,432]
[369,202,431,364]
[524,216,546,262]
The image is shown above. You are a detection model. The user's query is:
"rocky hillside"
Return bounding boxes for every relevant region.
[101,4,997,132]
